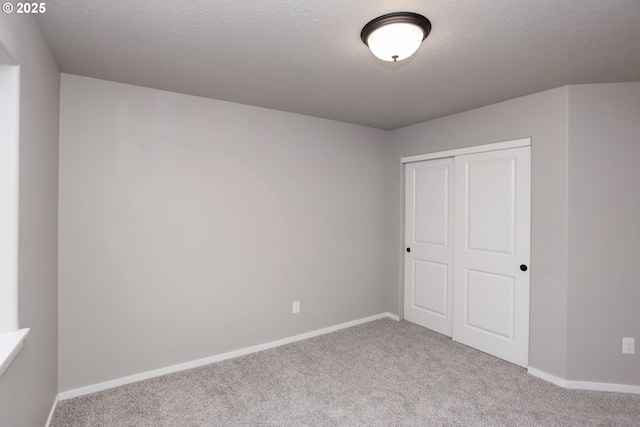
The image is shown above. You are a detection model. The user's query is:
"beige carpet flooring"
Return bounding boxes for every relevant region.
[51,318,640,426]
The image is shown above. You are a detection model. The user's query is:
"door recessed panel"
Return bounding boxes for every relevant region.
[413,259,448,317]
[465,269,514,341]
[414,166,449,246]
[467,159,515,254]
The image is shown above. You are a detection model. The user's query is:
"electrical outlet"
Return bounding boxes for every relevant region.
[623,337,635,354]
[292,301,300,314]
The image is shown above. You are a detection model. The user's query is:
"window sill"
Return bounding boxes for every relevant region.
[0,328,30,377]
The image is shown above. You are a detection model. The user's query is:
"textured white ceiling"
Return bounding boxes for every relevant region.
[36,0,640,130]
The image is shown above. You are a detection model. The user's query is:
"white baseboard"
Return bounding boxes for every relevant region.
[45,393,59,427]
[528,367,640,395]
[385,313,400,321]
[58,312,399,401]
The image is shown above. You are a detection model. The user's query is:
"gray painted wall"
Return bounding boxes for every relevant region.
[385,88,570,378]
[58,74,389,391]
[0,14,60,427]
[25,60,637,399]
[567,83,640,385]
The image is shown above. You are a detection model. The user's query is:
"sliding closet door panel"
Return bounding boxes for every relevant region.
[453,147,531,367]
[404,158,454,336]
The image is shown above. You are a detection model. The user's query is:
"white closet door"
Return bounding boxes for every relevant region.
[404,158,454,336]
[452,146,531,367]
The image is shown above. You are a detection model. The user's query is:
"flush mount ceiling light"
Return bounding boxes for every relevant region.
[361,12,432,62]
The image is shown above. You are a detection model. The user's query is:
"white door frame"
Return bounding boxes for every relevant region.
[401,138,531,165]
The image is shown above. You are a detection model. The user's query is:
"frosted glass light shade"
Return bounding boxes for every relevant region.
[361,12,432,63]
[366,22,425,62]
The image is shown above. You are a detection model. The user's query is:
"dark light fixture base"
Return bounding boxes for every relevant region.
[361,12,432,46]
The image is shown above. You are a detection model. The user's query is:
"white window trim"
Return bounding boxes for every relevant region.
[0,328,30,376]
[0,61,25,376]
